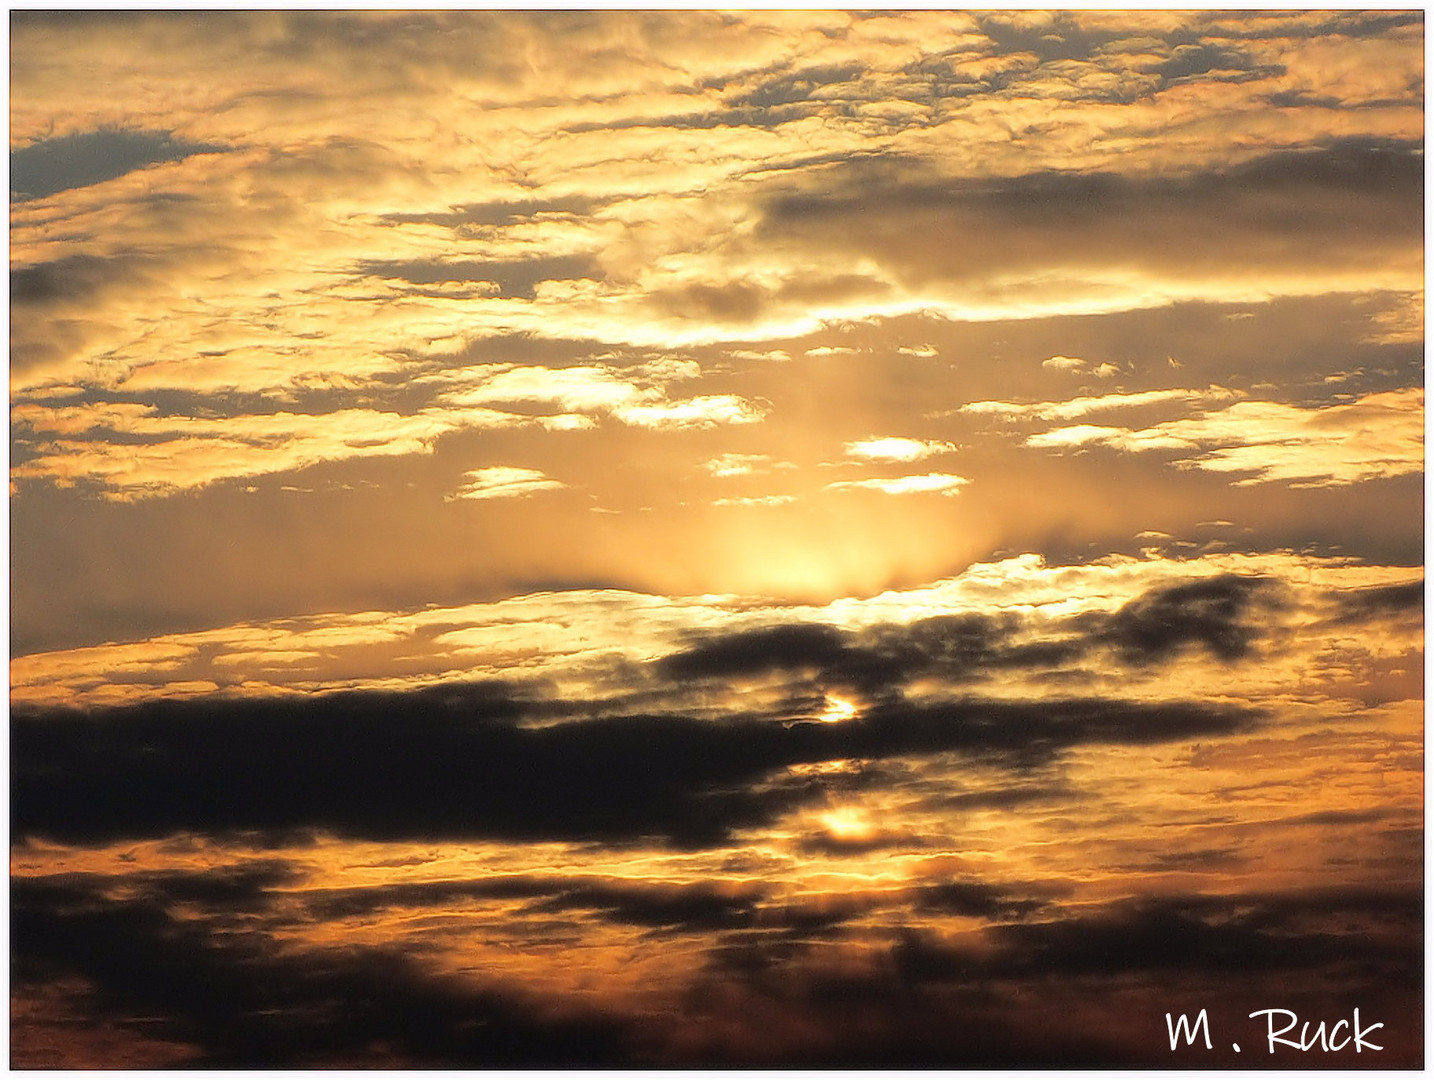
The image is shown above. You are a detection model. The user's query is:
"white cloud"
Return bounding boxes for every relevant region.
[446,466,565,501]
[437,362,764,431]
[613,394,766,429]
[962,387,1238,422]
[703,453,784,478]
[826,472,970,496]
[843,436,957,462]
[1025,388,1424,487]
[727,348,791,363]
[713,494,796,507]
[1042,354,1085,372]
[441,364,653,413]
[11,404,519,500]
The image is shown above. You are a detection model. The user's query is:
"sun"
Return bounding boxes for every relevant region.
[818,806,875,843]
[818,693,858,724]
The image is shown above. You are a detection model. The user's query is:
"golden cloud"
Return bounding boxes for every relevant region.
[1026,388,1424,486]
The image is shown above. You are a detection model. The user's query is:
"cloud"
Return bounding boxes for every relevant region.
[1101,574,1274,663]
[613,395,766,429]
[657,623,851,681]
[300,874,778,935]
[11,549,1420,710]
[11,683,1258,848]
[14,860,1421,1066]
[11,128,226,200]
[755,141,1423,323]
[843,437,957,462]
[652,577,1271,696]
[1327,580,1423,625]
[1026,387,1424,486]
[713,494,796,508]
[10,14,1423,408]
[676,882,1423,1064]
[434,362,766,431]
[962,386,1238,422]
[11,874,629,1067]
[826,473,970,496]
[439,364,662,413]
[12,404,521,500]
[1041,355,1085,372]
[446,467,565,501]
[973,887,1422,981]
[703,453,785,478]
[356,254,601,300]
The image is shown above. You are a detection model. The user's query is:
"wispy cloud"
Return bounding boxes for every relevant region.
[843,437,957,462]
[447,466,565,502]
[12,404,519,500]
[1026,388,1424,486]
[962,387,1239,422]
[703,453,788,478]
[826,472,970,496]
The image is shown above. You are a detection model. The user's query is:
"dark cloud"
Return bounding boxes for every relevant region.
[1101,573,1274,663]
[11,129,223,201]
[1142,846,1244,871]
[12,868,1420,1066]
[379,195,609,228]
[658,575,1275,695]
[652,280,767,322]
[356,254,601,299]
[561,103,822,134]
[658,622,852,680]
[1220,9,1424,42]
[1328,579,1423,624]
[304,874,772,934]
[648,274,892,325]
[725,62,870,109]
[10,252,159,307]
[525,880,766,932]
[983,887,1422,981]
[658,612,1083,696]
[127,860,304,909]
[758,140,1422,290]
[911,879,1057,921]
[1146,42,1281,84]
[974,12,1113,65]
[10,876,629,1066]
[12,681,1257,848]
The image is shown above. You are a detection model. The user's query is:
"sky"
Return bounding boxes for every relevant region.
[8,8,1425,1068]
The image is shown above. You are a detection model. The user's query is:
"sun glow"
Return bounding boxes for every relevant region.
[818,806,876,843]
[818,693,858,724]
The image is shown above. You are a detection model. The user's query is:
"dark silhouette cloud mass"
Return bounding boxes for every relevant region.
[12,682,1257,848]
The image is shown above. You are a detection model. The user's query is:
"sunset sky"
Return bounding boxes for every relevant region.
[9,9,1425,1067]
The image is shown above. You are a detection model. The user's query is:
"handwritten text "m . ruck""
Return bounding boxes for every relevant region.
[1166,1008,1384,1054]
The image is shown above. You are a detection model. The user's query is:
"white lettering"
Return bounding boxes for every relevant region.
[1250,1008,1300,1052]
[1167,1009,1212,1050]
[1353,1008,1384,1052]
[1328,1019,1350,1051]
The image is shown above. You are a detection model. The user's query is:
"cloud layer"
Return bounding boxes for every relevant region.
[9,10,1423,1068]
